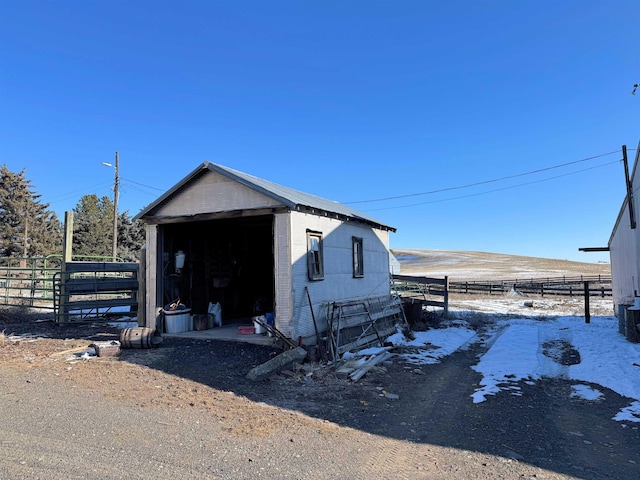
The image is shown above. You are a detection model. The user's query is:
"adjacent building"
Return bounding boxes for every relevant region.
[609,144,640,317]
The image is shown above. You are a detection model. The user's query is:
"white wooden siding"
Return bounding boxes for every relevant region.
[274,213,293,337]
[143,224,160,330]
[289,211,391,340]
[154,171,283,216]
[389,252,402,274]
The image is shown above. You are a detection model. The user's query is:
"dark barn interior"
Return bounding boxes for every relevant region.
[160,215,275,323]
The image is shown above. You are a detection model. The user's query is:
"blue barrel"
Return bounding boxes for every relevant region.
[265,312,275,326]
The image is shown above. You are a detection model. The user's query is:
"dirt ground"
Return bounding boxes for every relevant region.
[1,303,638,480]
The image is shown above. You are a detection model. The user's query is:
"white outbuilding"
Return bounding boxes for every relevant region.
[134,162,397,345]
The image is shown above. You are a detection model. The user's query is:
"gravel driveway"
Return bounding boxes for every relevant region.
[1,307,638,479]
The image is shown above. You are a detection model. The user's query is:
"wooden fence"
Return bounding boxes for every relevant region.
[449,275,612,298]
[392,274,608,324]
[392,274,449,317]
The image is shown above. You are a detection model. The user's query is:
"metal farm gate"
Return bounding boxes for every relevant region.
[0,255,62,308]
[0,256,139,323]
[53,262,139,323]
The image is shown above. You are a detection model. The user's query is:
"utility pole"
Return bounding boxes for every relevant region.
[622,145,636,230]
[103,152,119,262]
[112,152,119,262]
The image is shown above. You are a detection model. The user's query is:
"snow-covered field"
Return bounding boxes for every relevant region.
[387,297,640,423]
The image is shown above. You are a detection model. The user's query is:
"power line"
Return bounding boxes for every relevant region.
[46,181,113,202]
[120,177,165,191]
[362,160,620,212]
[119,178,166,198]
[345,150,622,205]
[46,178,161,208]
[46,181,114,207]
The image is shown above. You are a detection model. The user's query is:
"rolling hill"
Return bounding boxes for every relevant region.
[391,249,611,281]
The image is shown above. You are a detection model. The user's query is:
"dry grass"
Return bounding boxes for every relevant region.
[392,249,610,281]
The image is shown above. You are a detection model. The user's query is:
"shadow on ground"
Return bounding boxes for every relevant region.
[1,306,638,480]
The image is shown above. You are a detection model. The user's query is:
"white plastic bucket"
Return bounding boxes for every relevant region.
[253,315,266,334]
[164,308,192,333]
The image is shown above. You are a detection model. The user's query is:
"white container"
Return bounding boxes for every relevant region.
[164,308,192,333]
[253,315,266,334]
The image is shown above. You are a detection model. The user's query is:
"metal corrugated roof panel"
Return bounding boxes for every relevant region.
[135,161,395,232]
[206,163,395,231]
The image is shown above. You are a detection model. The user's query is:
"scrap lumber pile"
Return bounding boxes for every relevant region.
[336,347,395,382]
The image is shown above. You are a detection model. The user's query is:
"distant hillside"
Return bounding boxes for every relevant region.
[391,249,610,281]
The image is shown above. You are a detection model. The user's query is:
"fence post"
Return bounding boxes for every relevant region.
[59,211,74,323]
[584,281,590,324]
[443,276,449,318]
[3,262,8,305]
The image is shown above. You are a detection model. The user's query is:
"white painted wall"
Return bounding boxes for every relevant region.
[273,213,293,337]
[154,171,282,216]
[610,163,640,317]
[288,211,392,341]
[389,252,402,275]
[610,202,638,314]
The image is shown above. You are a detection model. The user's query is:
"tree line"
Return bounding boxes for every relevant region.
[1,164,145,262]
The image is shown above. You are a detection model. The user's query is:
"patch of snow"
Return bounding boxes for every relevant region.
[390,296,640,424]
[471,320,546,403]
[357,346,390,357]
[107,320,139,329]
[571,384,604,401]
[388,326,477,365]
[66,348,96,362]
[612,401,640,423]
[462,300,640,422]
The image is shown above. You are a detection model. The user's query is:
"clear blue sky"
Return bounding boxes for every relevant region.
[1,1,638,262]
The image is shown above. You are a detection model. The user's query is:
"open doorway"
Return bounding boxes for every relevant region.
[160,215,274,324]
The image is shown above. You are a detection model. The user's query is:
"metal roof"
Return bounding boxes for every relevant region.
[135,161,396,232]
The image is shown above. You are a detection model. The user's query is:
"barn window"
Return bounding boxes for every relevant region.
[352,237,364,278]
[307,230,324,281]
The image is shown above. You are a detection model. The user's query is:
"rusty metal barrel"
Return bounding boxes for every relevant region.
[119,327,163,349]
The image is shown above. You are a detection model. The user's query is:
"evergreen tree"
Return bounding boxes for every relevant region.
[29,208,62,257]
[0,165,23,257]
[72,194,145,261]
[117,211,145,262]
[0,165,62,257]
[73,194,114,259]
